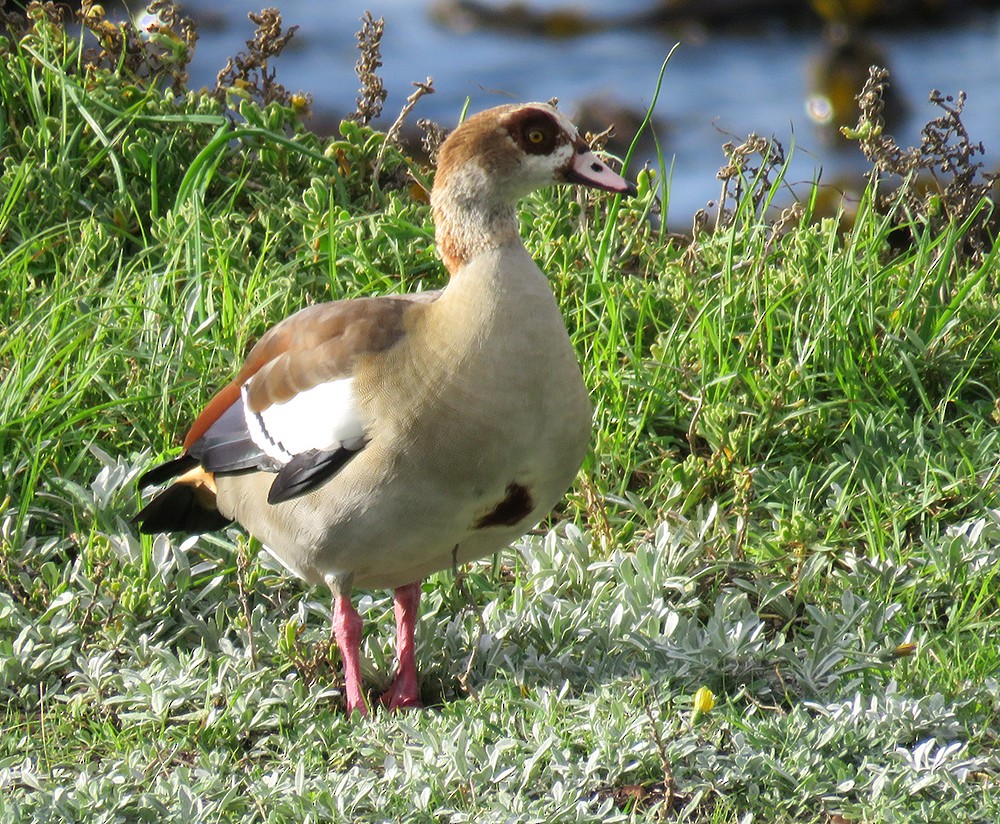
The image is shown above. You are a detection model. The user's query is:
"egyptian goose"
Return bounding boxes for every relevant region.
[135,102,635,715]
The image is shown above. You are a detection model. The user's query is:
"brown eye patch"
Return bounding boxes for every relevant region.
[505,108,565,156]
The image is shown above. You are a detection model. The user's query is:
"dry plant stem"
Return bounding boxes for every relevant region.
[79,557,111,631]
[373,78,436,185]
[642,693,677,820]
[679,389,705,456]
[452,544,486,701]
[213,8,301,108]
[697,131,789,233]
[21,0,199,91]
[284,622,335,688]
[847,65,998,261]
[587,124,615,152]
[236,538,258,667]
[349,12,386,125]
[578,474,613,552]
[763,203,804,258]
[418,117,447,164]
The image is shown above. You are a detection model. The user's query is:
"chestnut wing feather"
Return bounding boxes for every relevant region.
[185,296,420,449]
[142,292,439,497]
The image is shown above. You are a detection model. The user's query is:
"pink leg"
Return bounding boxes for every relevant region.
[332,593,368,716]
[381,581,423,711]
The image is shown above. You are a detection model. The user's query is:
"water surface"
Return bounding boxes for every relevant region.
[176,1,1000,222]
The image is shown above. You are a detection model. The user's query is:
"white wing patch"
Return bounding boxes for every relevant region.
[242,377,367,465]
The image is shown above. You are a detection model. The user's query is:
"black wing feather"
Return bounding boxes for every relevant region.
[266,446,362,505]
[141,392,367,513]
[137,454,199,489]
[133,483,233,534]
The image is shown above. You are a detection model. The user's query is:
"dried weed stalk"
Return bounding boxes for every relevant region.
[451,545,487,703]
[383,78,435,151]
[418,117,448,165]
[348,12,387,125]
[642,691,679,820]
[6,1,198,91]
[844,66,998,260]
[213,8,306,110]
[585,124,615,153]
[692,132,788,236]
[373,78,436,182]
[716,133,786,229]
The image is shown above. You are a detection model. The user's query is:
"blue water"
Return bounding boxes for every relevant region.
[167,1,1000,223]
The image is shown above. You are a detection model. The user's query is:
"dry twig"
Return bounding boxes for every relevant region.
[373,78,436,183]
[642,692,678,820]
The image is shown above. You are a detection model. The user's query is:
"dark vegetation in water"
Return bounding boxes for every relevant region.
[431,0,1000,38]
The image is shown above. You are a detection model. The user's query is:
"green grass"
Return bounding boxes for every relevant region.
[1,12,999,823]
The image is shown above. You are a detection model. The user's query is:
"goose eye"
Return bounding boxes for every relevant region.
[527,129,546,144]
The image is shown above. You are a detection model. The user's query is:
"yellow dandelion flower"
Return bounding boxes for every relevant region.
[693,686,716,718]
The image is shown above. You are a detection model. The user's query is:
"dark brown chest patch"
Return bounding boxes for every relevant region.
[474,482,534,529]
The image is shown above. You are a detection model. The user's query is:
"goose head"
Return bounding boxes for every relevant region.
[431,102,636,272]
